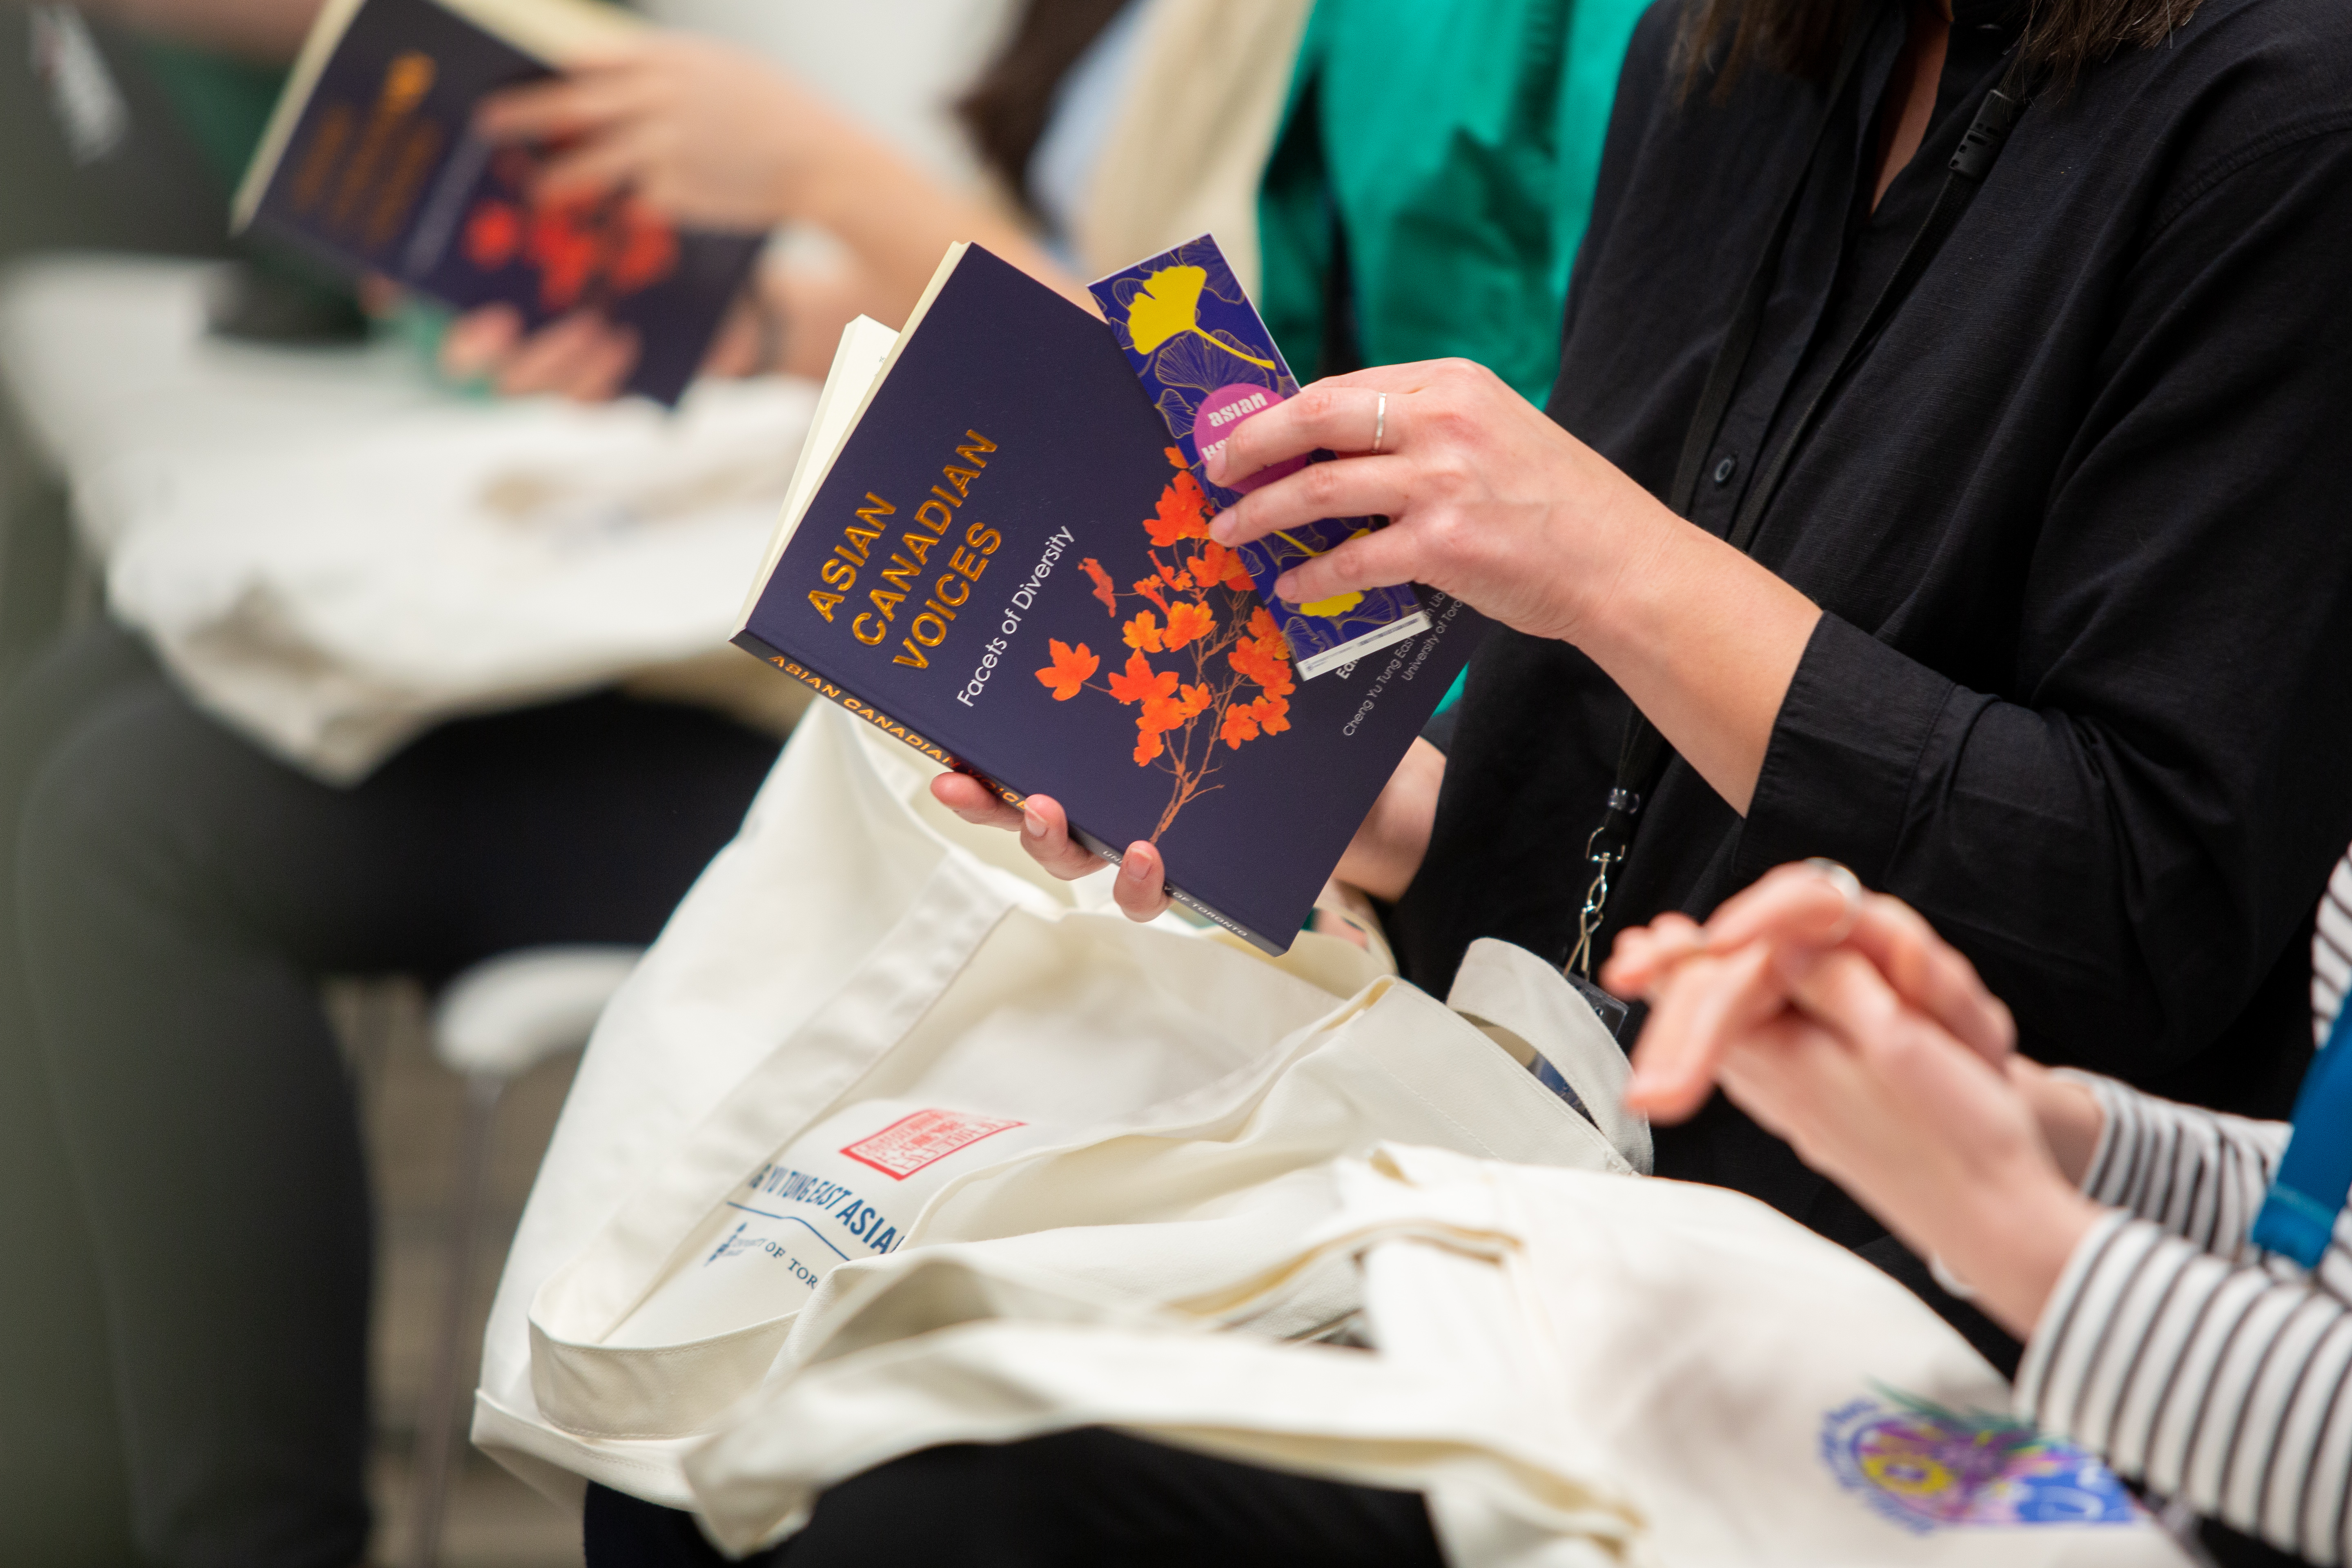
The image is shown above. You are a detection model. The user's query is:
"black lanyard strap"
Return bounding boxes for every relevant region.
[1565,52,2027,980]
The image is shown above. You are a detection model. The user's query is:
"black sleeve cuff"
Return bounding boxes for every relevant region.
[1733,611,1958,887]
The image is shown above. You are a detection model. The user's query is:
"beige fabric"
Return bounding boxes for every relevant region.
[472,703,1638,1506]
[1071,0,1315,289]
[103,376,818,780]
[684,1146,2195,1567]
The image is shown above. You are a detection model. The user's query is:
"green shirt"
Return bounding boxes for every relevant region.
[1256,0,1650,402]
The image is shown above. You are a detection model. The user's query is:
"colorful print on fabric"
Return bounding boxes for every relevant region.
[1819,1390,2139,1532]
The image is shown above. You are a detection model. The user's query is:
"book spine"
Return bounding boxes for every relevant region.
[732,629,973,778]
[733,629,1290,957]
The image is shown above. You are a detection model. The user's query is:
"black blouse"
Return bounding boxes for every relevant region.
[1391,0,2352,1238]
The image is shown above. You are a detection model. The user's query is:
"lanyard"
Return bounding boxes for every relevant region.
[1566,40,2027,978]
[2252,1000,2352,1268]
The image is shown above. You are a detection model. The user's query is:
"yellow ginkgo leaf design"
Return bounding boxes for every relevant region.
[1274,527,1371,619]
[1126,265,1276,370]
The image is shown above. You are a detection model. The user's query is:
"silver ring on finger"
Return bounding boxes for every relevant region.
[1370,390,1387,454]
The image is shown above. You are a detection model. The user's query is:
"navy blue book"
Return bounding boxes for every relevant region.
[231,0,763,405]
[734,244,1489,953]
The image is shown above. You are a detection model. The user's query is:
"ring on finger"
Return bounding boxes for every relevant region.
[1802,857,1865,944]
[1370,390,1387,454]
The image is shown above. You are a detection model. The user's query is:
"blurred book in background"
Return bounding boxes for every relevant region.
[232,0,761,404]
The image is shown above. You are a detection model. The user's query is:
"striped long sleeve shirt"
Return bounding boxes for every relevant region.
[2013,854,2352,1562]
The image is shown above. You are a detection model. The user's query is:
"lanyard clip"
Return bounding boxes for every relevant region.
[1566,787,1643,979]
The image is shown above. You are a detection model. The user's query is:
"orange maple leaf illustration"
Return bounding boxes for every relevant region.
[1080,557,1119,617]
[1228,634,1298,698]
[1192,539,1254,592]
[1146,470,1214,546]
[1122,611,1164,653]
[1162,599,1214,650]
[1035,639,1098,700]
[1106,649,1178,707]
[1049,447,1301,838]
[1139,693,1190,736]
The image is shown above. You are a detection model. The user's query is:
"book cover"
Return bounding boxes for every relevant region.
[233,0,762,405]
[1088,234,1429,680]
[735,245,1488,953]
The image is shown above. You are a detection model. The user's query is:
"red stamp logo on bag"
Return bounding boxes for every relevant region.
[840,1109,1025,1180]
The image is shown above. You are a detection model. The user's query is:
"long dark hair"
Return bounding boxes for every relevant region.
[1679,0,2208,89]
[956,0,1129,211]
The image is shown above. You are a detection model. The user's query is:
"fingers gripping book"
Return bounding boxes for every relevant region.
[233,0,762,405]
[734,243,1487,953]
[1088,234,1431,680]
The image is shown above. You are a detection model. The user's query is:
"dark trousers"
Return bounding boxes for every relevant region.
[583,1430,1445,1568]
[0,624,779,1568]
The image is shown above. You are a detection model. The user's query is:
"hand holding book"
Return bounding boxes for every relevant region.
[439,32,1082,402]
[736,243,1488,950]
[928,735,1448,924]
[470,33,872,234]
[1202,356,1826,819]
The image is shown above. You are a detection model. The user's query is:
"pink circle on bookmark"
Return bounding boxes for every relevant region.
[1193,383,1304,493]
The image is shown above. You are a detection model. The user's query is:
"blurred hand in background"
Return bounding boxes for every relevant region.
[440,30,1078,403]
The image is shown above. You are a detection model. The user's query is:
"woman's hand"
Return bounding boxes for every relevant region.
[926,737,1446,924]
[1205,360,1659,646]
[926,775,1173,921]
[1606,862,2018,1120]
[1697,944,2102,1339]
[1205,361,1824,815]
[1603,861,2109,1338]
[475,35,854,232]
[438,267,796,400]
[469,33,1085,360]
[1605,862,2102,1178]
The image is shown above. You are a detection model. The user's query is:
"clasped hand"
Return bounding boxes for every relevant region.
[1603,863,2107,1339]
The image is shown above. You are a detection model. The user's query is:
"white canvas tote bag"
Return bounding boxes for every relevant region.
[105,377,814,780]
[682,1145,2193,1568]
[473,702,1639,1506]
